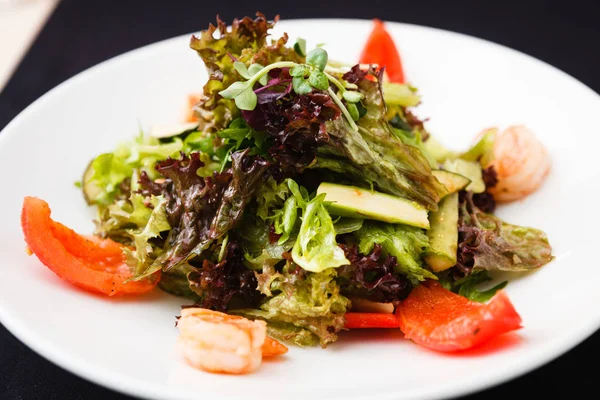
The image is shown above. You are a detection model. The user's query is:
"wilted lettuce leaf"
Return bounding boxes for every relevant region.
[354,221,435,284]
[190,14,303,132]
[439,270,507,303]
[85,134,183,205]
[316,66,447,210]
[288,180,349,272]
[392,127,437,169]
[235,265,350,347]
[457,192,553,273]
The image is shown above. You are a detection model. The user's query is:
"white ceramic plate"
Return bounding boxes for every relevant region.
[1,18,599,400]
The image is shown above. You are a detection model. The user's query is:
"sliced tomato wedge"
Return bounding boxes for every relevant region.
[359,19,406,83]
[21,196,159,296]
[396,281,522,352]
[344,312,399,329]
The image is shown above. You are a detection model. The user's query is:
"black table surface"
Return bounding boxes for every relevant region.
[2,0,599,398]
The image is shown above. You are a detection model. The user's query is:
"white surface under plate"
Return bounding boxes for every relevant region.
[0,18,599,400]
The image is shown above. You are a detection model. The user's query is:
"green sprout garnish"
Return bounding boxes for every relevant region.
[218,47,363,131]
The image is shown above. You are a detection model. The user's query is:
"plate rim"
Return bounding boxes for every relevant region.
[1,17,599,400]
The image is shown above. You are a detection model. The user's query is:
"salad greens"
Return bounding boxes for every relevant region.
[440,270,507,303]
[236,265,349,346]
[81,14,554,348]
[355,221,435,284]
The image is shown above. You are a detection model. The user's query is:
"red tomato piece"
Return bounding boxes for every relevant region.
[21,196,159,296]
[396,281,522,352]
[344,312,399,329]
[359,19,406,83]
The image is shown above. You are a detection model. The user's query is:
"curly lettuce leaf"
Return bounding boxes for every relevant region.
[244,88,341,176]
[236,212,291,271]
[250,177,347,272]
[210,151,270,238]
[288,180,349,272]
[127,195,171,278]
[458,192,554,273]
[85,134,183,205]
[338,244,413,302]
[139,150,269,273]
[255,177,291,220]
[235,266,350,347]
[354,221,435,284]
[190,14,303,132]
[187,241,262,311]
[253,177,300,245]
[94,197,137,244]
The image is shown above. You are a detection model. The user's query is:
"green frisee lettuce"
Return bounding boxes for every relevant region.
[288,180,350,273]
[235,266,350,347]
[355,221,435,284]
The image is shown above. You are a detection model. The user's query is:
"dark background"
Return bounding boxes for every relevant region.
[1,0,599,398]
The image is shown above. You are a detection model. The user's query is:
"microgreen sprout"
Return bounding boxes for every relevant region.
[306,48,328,71]
[219,61,297,110]
[218,47,363,130]
[293,38,307,57]
[327,88,358,131]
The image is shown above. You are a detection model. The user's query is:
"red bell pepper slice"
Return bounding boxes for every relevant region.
[21,196,159,296]
[344,312,399,329]
[359,19,406,83]
[395,280,522,352]
[262,337,289,358]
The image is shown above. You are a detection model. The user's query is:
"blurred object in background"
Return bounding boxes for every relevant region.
[0,0,59,91]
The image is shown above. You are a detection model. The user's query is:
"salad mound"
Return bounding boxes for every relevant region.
[21,14,554,373]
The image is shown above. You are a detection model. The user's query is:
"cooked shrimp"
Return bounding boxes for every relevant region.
[487,125,551,202]
[176,308,266,374]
